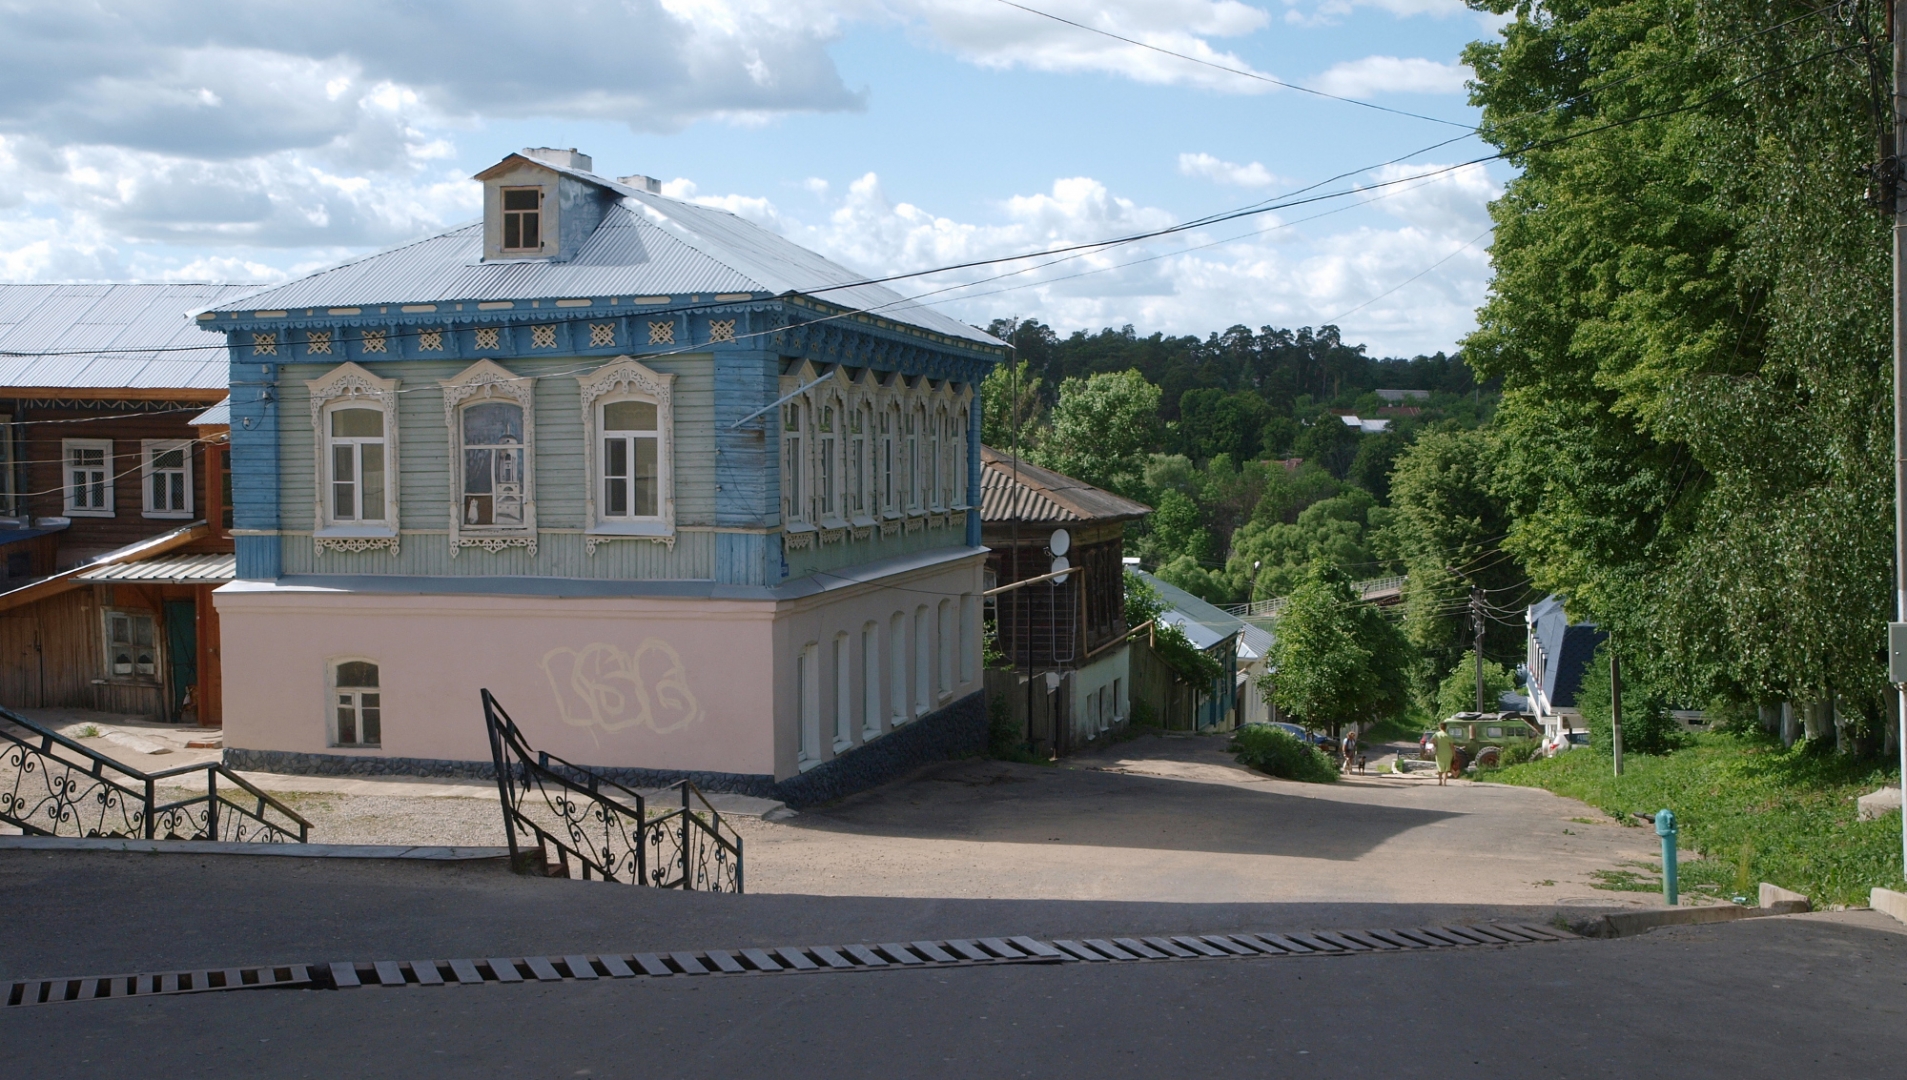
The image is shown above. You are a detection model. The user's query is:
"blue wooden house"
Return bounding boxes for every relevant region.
[202,148,1002,803]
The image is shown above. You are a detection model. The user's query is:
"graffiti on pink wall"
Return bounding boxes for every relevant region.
[538,640,702,734]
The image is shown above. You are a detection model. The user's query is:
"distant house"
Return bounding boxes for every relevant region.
[1234,619,1276,726]
[1335,414,1392,434]
[1375,389,1431,403]
[1130,570,1242,731]
[200,147,1002,804]
[978,446,1148,756]
[1524,594,1605,736]
[0,284,244,723]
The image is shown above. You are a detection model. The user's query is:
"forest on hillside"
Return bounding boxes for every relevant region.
[979,317,1524,700]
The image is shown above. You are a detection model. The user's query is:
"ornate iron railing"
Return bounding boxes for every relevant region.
[481,690,742,892]
[0,706,310,843]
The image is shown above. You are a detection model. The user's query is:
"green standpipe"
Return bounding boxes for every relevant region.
[1655,809,1679,906]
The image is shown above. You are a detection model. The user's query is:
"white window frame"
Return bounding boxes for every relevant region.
[580,356,676,548]
[880,400,901,520]
[816,393,843,527]
[833,631,853,752]
[442,360,537,557]
[63,438,115,517]
[103,608,159,682]
[849,399,874,527]
[797,642,822,768]
[329,657,383,748]
[308,363,401,550]
[499,185,544,254]
[139,439,194,519]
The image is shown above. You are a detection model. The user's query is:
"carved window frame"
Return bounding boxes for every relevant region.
[580,356,675,552]
[441,359,537,557]
[307,362,401,555]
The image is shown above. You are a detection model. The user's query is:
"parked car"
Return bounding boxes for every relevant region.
[1268,721,1335,749]
[1420,713,1541,765]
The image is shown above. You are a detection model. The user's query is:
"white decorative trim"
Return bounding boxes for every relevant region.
[418,329,443,351]
[584,532,675,556]
[252,332,277,356]
[709,318,736,343]
[784,530,814,551]
[820,528,847,545]
[648,321,674,345]
[851,526,873,542]
[308,362,400,546]
[580,356,676,546]
[904,515,924,533]
[315,535,401,556]
[475,327,499,350]
[531,325,557,349]
[441,359,537,558]
[880,519,900,537]
[589,323,616,347]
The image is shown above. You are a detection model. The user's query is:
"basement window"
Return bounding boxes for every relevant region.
[332,660,382,747]
[501,187,542,251]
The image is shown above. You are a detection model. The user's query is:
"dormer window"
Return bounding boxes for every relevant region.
[501,187,542,251]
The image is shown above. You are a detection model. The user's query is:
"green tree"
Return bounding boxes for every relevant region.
[1295,417,1360,479]
[1434,651,1516,719]
[1033,369,1161,497]
[1265,561,1413,737]
[979,358,1045,450]
[1228,487,1396,602]
[1380,427,1523,689]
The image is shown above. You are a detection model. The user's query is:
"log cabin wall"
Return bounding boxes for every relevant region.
[13,398,223,568]
[0,586,100,709]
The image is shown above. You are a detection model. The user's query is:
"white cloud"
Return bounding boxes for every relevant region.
[1283,0,1468,26]
[887,0,1281,92]
[670,167,1493,355]
[1177,152,1280,187]
[1313,56,1468,96]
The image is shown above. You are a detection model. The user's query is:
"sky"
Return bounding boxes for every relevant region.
[0,0,1510,358]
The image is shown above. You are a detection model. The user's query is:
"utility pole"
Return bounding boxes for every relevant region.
[1611,646,1624,778]
[1472,586,1486,712]
[1891,0,1907,875]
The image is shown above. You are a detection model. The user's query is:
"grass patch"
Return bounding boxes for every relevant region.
[1490,732,1902,907]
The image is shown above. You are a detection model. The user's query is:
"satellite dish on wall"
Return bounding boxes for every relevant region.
[1050,555,1071,585]
[1049,529,1071,556]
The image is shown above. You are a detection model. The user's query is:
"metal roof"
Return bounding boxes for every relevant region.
[0,284,250,392]
[209,165,1000,347]
[76,552,234,585]
[1137,570,1245,654]
[190,397,230,426]
[979,446,1152,525]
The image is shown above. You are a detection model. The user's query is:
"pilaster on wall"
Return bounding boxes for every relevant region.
[967,393,983,547]
[229,354,281,580]
[713,347,782,586]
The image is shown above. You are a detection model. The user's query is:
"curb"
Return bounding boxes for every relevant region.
[1570,903,1800,938]
[0,836,509,861]
[1871,887,1907,926]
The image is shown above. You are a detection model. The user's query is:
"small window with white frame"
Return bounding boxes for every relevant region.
[141,439,193,519]
[441,359,537,552]
[850,402,872,522]
[327,405,387,524]
[332,659,381,747]
[64,438,114,517]
[817,399,839,524]
[104,609,157,680]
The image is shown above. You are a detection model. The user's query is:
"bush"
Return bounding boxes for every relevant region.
[1230,725,1339,783]
[1435,651,1516,719]
[987,693,1022,758]
[1494,737,1541,769]
[1577,642,1683,756]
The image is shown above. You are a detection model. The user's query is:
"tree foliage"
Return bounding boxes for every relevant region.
[1462,0,1896,733]
[1265,562,1413,735]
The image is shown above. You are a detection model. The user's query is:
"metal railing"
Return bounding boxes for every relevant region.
[0,705,310,843]
[481,690,742,892]
[1226,575,1409,619]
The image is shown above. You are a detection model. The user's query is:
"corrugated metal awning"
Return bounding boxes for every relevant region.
[190,397,229,426]
[77,552,235,585]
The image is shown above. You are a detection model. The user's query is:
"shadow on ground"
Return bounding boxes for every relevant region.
[783,756,1460,861]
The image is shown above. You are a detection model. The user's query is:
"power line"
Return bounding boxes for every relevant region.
[991,0,1476,130]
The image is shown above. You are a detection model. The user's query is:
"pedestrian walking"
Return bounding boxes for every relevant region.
[1341,729,1357,774]
[1434,721,1455,786]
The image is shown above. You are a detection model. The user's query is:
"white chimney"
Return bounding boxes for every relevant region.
[524,147,592,172]
[618,174,662,194]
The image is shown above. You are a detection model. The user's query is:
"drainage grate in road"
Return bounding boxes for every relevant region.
[3,922,1575,1008]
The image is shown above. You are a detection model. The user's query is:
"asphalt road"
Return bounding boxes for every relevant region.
[5,906,1902,1079]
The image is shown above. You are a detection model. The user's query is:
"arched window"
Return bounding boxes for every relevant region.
[782,397,806,526]
[308,362,400,552]
[441,359,536,555]
[332,659,381,747]
[881,402,900,516]
[580,357,675,546]
[850,401,871,520]
[817,398,838,523]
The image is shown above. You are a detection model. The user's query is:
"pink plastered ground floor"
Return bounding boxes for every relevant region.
[213,548,988,785]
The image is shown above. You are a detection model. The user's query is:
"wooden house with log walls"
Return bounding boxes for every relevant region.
[0,284,243,723]
[201,148,1004,806]
[979,446,1149,755]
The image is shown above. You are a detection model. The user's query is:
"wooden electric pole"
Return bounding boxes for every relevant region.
[1472,586,1486,712]
[1891,0,1907,873]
